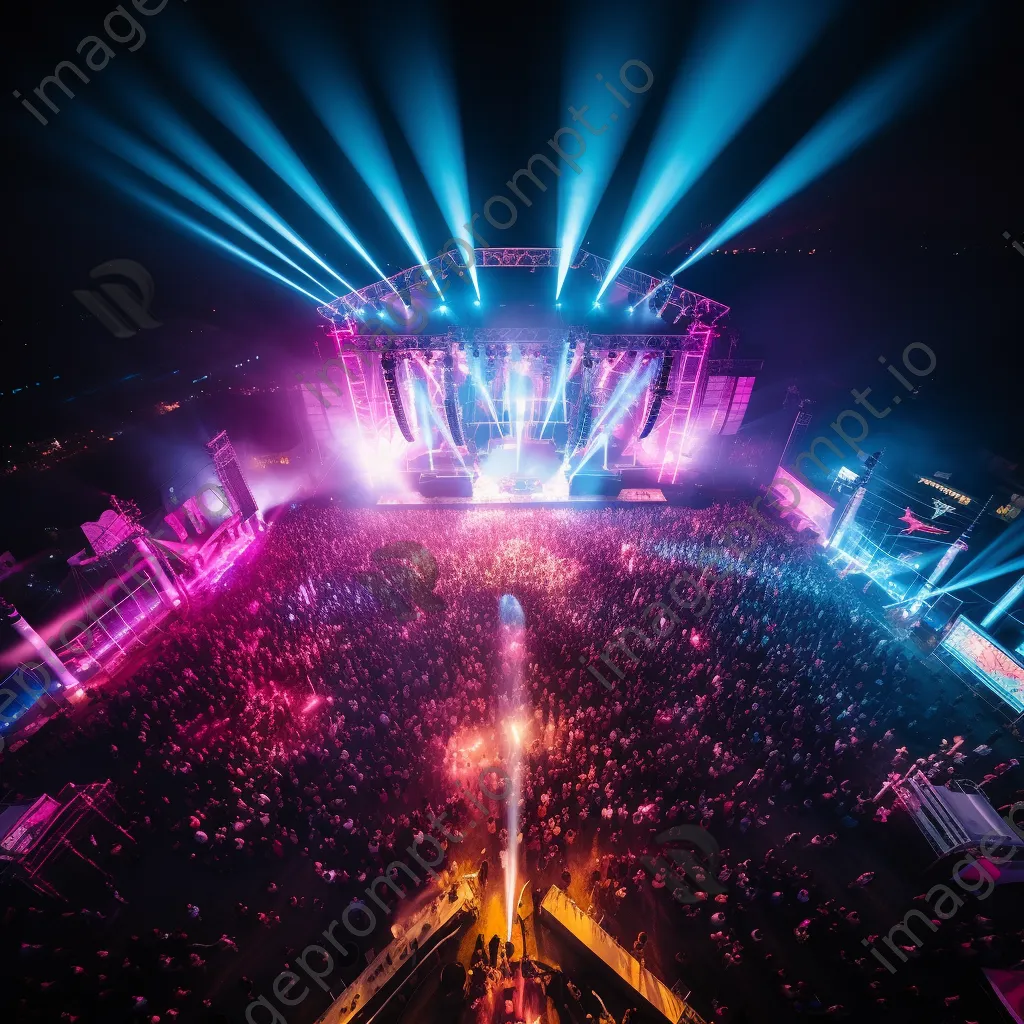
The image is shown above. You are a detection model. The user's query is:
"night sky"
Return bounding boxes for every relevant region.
[1,0,1021,551]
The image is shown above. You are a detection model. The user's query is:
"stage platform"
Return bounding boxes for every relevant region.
[539,885,705,1024]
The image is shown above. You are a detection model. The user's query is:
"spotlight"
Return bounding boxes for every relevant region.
[439,304,448,314]
[593,301,601,309]
[627,306,634,314]
[474,299,481,306]
[555,302,562,309]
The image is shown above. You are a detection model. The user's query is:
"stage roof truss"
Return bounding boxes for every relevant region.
[317,248,730,330]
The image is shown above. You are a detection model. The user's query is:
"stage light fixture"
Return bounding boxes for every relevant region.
[439,304,449,314]
[593,301,601,309]
[474,299,481,306]
[556,302,562,309]
[627,306,634,314]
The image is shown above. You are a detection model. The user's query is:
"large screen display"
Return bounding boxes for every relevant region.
[770,466,835,543]
[941,617,1024,713]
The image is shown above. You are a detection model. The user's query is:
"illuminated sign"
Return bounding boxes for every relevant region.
[941,617,1024,713]
[918,476,972,505]
[995,494,1024,523]
[770,466,836,542]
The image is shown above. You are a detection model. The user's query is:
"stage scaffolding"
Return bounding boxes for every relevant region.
[303,248,753,482]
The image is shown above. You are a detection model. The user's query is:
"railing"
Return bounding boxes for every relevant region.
[53,580,167,682]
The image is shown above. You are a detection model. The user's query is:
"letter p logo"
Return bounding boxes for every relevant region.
[73,259,161,338]
[640,825,725,905]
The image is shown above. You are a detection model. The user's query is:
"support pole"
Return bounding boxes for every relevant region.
[982,570,1024,630]
[829,450,883,552]
[3,598,78,691]
[912,497,991,616]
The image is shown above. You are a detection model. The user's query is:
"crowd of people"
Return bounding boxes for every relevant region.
[3,501,1022,1023]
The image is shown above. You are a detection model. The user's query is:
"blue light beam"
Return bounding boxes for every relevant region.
[597,0,834,300]
[291,55,445,299]
[106,171,332,304]
[184,53,397,294]
[85,114,338,296]
[674,17,958,276]
[383,50,480,299]
[126,86,355,291]
[556,28,648,299]
[540,343,571,436]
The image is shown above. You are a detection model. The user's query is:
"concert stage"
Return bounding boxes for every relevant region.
[539,885,706,1024]
[300,248,760,494]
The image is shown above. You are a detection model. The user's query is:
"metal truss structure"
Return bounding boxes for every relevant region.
[316,247,729,329]
[306,250,745,478]
[206,430,260,523]
[324,328,709,355]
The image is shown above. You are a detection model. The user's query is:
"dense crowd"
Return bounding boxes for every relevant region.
[3,502,1022,1023]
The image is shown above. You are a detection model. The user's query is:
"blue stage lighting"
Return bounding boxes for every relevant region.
[183,51,397,294]
[125,85,354,292]
[383,46,480,299]
[597,0,835,301]
[673,16,958,276]
[289,50,444,299]
[439,305,449,315]
[106,170,332,304]
[556,302,562,309]
[85,113,338,296]
[555,29,651,299]
[474,299,481,307]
